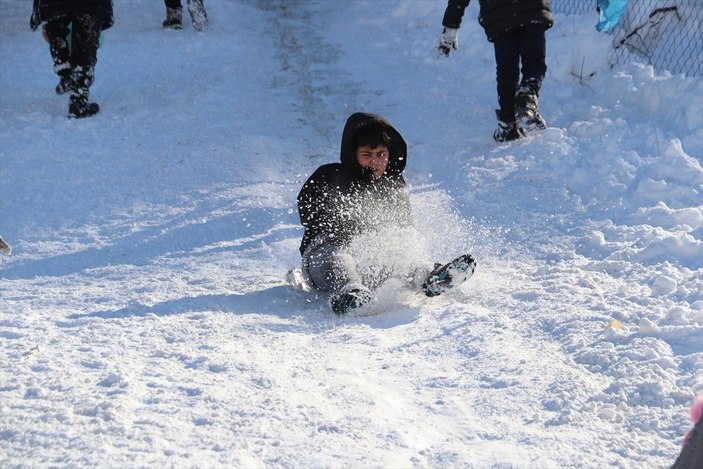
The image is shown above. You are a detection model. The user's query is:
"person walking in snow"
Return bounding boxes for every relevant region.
[435,0,553,142]
[162,0,208,31]
[297,112,476,314]
[30,0,113,118]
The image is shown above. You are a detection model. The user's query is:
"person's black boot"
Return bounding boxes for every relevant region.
[493,110,525,142]
[515,86,547,131]
[187,0,209,31]
[55,72,73,95]
[68,95,99,119]
[162,7,183,29]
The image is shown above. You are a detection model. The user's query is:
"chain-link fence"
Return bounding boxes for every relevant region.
[552,0,702,77]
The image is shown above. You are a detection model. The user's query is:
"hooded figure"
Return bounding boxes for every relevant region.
[297,112,476,314]
[298,112,412,256]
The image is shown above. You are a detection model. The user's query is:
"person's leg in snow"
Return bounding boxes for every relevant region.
[492,29,525,142]
[163,0,208,31]
[303,243,372,315]
[515,24,548,131]
[162,0,183,29]
[187,0,209,31]
[43,17,73,95]
[303,242,477,314]
[67,14,102,118]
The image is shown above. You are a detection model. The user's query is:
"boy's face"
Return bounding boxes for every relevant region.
[355,144,389,179]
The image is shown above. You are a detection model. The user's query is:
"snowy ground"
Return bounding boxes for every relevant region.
[1,1,701,467]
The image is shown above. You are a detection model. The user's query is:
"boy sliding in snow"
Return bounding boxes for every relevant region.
[296,112,475,314]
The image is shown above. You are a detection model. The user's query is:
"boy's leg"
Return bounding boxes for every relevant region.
[492,29,525,141]
[163,0,183,28]
[187,0,208,31]
[515,24,548,130]
[518,24,547,95]
[493,29,521,124]
[68,14,101,118]
[43,17,73,94]
[304,244,364,293]
[304,243,371,314]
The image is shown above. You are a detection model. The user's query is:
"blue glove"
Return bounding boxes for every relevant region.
[596,0,629,32]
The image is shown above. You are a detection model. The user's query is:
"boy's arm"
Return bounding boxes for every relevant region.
[436,0,471,56]
[442,0,471,29]
[30,0,40,30]
[298,171,327,229]
[298,167,344,239]
[398,186,414,228]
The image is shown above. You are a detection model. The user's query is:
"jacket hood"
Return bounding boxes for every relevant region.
[339,112,407,178]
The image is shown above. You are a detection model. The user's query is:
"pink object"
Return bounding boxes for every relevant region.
[683,394,703,447]
[691,394,703,423]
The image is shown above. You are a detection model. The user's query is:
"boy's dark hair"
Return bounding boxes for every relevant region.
[353,124,392,150]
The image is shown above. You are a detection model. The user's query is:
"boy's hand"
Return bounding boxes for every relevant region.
[435,28,458,57]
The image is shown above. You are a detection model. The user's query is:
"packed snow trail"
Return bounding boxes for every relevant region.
[0,1,701,467]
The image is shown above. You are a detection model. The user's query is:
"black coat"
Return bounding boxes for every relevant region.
[442,0,553,42]
[672,414,703,469]
[31,0,114,31]
[297,113,413,255]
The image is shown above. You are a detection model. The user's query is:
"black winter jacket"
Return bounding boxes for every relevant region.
[297,113,412,255]
[442,0,553,42]
[31,0,114,31]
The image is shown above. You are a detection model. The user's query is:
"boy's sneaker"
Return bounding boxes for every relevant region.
[422,254,476,297]
[330,284,372,315]
[515,91,547,131]
[162,7,183,29]
[187,0,209,31]
[68,96,99,119]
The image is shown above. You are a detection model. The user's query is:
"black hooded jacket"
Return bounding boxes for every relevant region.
[31,0,114,31]
[297,113,413,255]
[442,0,553,42]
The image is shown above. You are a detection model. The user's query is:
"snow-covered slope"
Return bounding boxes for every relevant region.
[0,1,701,467]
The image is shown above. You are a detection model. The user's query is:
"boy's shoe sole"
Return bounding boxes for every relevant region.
[422,254,476,297]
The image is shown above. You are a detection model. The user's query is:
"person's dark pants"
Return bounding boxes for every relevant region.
[492,24,547,123]
[43,17,71,79]
[44,15,101,99]
[165,0,207,10]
